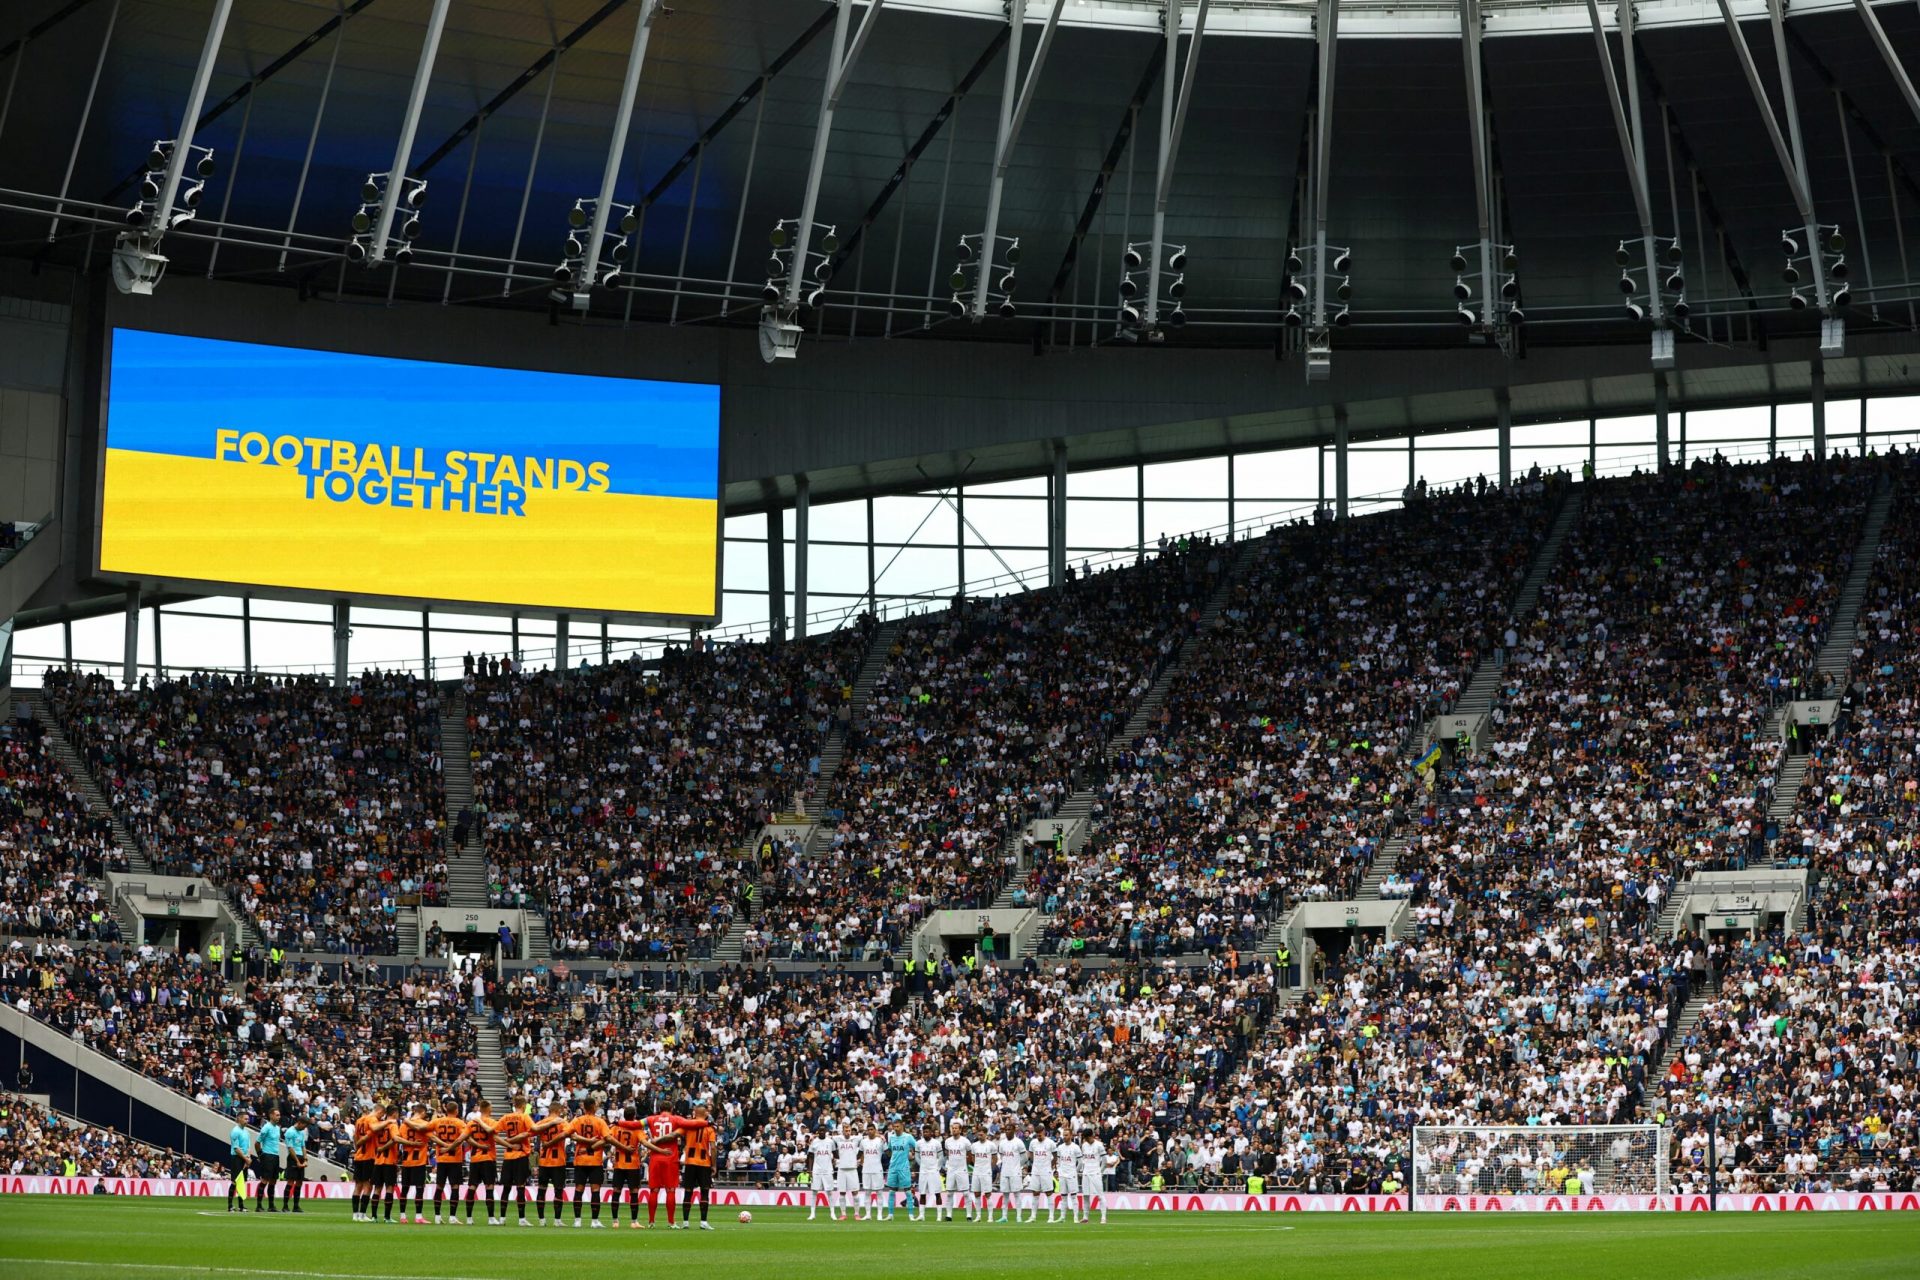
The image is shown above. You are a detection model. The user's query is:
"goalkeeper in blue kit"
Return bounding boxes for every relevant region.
[882,1126,916,1221]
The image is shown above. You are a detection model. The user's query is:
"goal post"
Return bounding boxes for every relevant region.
[1409,1125,1669,1207]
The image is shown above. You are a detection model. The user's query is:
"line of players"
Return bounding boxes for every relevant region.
[805,1119,1113,1224]
[347,1092,718,1229]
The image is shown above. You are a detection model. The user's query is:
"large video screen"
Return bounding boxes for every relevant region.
[98,329,721,620]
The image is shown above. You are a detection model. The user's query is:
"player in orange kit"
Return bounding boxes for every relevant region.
[566,1096,612,1228]
[492,1097,536,1227]
[351,1099,391,1222]
[429,1099,469,1225]
[532,1107,571,1226]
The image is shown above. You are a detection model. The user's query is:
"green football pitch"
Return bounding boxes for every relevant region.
[0,1197,1916,1279]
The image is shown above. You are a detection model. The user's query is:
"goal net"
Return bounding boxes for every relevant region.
[1410,1125,1669,1207]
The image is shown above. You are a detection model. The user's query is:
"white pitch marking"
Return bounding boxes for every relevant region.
[6,1259,500,1280]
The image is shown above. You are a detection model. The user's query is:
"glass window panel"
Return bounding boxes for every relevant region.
[872,495,946,544]
[1144,455,1227,498]
[1071,465,1138,498]
[352,605,423,629]
[248,619,333,677]
[155,612,244,674]
[429,610,511,635]
[962,497,1046,549]
[805,543,873,598]
[1068,498,1140,551]
[1235,447,1317,500]
[1143,501,1228,548]
[721,590,770,633]
[162,595,245,617]
[871,546,959,601]
[1347,449,1411,508]
[803,499,868,544]
[968,549,1049,598]
[350,620,428,677]
[724,514,765,540]
[724,542,768,593]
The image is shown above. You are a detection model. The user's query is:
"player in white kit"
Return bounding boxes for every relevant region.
[1079,1132,1107,1224]
[941,1124,971,1222]
[1056,1134,1081,1222]
[913,1130,943,1221]
[807,1129,837,1221]
[967,1132,995,1222]
[996,1129,1026,1224]
[833,1124,861,1220]
[858,1131,886,1219]
[1027,1131,1058,1223]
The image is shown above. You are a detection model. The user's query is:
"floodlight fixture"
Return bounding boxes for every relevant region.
[1780,234,1800,256]
[1788,290,1808,310]
[950,269,968,291]
[1284,306,1304,327]
[1618,274,1637,295]
[948,295,967,318]
[1456,305,1476,326]
[1124,246,1143,270]
[1120,302,1143,328]
[1782,264,1801,285]
[1664,271,1684,292]
[1331,250,1352,274]
[1505,307,1526,326]
[1166,247,1187,271]
[1615,243,1632,267]
[1829,258,1849,281]
[818,229,838,254]
[1119,274,1140,299]
[1331,306,1351,327]
[1449,251,1468,273]
[1166,305,1186,328]
[1831,283,1852,308]
[1285,251,1304,275]
[997,298,1017,319]
[1005,239,1021,266]
[1670,297,1690,320]
[1501,247,1520,272]
[1453,278,1473,301]
[769,223,789,249]
[1623,299,1645,322]
[1167,274,1187,300]
[1500,277,1519,301]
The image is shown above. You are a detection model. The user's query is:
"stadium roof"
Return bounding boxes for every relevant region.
[8,0,1920,351]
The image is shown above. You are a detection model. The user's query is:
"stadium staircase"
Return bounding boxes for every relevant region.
[467,1014,512,1110]
[1763,473,1895,860]
[23,690,153,880]
[437,691,489,908]
[1355,833,1410,901]
[1446,484,1585,724]
[395,913,420,959]
[979,541,1250,958]
[1106,538,1249,759]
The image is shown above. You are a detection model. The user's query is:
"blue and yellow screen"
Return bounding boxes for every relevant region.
[99,329,721,618]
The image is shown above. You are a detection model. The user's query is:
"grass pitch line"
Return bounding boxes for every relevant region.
[8,1259,499,1280]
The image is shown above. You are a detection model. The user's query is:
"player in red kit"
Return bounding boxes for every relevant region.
[617,1108,711,1228]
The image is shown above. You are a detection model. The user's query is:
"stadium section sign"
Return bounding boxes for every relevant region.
[2,1181,1915,1211]
[97,329,722,621]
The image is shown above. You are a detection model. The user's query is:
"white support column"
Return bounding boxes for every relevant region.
[794,474,811,639]
[786,0,887,308]
[1310,0,1339,328]
[151,605,164,683]
[369,0,451,265]
[973,0,1065,320]
[767,508,787,642]
[122,583,139,688]
[1050,442,1068,584]
[1654,371,1671,469]
[575,0,664,306]
[1497,391,1512,489]
[1334,416,1350,521]
[1146,0,1209,329]
[332,601,350,687]
[1585,0,1663,324]
[1459,0,1496,314]
[146,0,235,240]
[1811,357,1827,461]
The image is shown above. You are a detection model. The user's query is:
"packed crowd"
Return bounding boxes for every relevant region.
[467,626,870,960]
[0,720,125,940]
[0,939,476,1157]
[41,669,448,954]
[765,538,1231,962]
[0,1090,212,1179]
[1031,479,1554,958]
